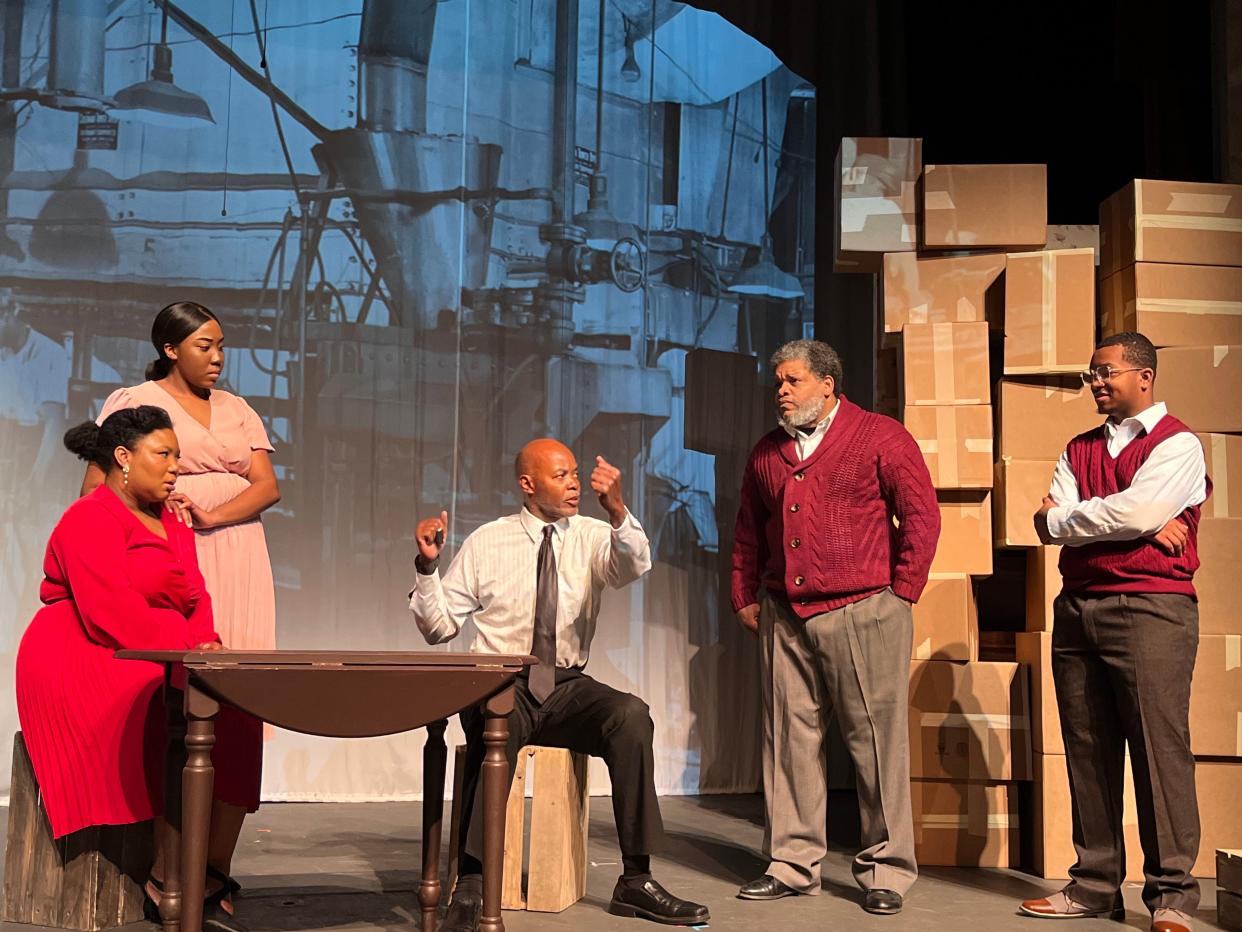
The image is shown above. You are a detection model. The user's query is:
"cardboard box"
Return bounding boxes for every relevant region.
[908,660,1032,780]
[911,779,1018,868]
[1155,346,1242,434]
[1032,757,1242,880]
[1199,518,1242,635]
[912,574,978,662]
[1198,433,1242,518]
[1030,752,1142,880]
[1100,263,1242,347]
[1025,545,1062,632]
[1014,632,1242,759]
[900,322,990,407]
[1099,179,1242,279]
[903,405,993,489]
[1197,761,1242,877]
[684,349,767,456]
[1192,634,1242,758]
[1004,248,1096,375]
[834,137,922,273]
[996,378,1100,461]
[930,491,993,576]
[1219,849,1242,895]
[882,252,1006,333]
[1015,632,1061,755]
[1045,224,1099,260]
[921,164,1048,250]
[994,458,1057,548]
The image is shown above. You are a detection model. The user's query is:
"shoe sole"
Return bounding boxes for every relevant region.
[737,889,799,901]
[1018,905,1126,920]
[608,901,711,925]
[863,904,902,916]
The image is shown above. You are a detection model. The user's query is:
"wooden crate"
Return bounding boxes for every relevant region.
[448,744,589,913]
[2,733,152,930]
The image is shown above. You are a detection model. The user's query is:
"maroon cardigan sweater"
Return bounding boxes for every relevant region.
[731,396,940,618]
[1058,412,1211,596]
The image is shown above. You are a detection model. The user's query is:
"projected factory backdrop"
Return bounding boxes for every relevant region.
[0,0,814,799]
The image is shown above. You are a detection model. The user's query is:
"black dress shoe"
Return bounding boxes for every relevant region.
[608,875,711,925]
[737,874,799,901]
[440,883,482,932]
[863,888,903,915]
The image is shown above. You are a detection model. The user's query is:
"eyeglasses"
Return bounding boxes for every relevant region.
[1079,366,1145,385]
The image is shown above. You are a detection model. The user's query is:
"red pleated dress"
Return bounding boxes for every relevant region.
[15,485,262,838]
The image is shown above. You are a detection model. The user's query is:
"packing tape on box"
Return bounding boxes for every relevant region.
[840,196,906,233]
[936,406,959,486]
[925,190,955,211]
[1040,252,1058,366]
[1165,191,1235,213]
[932,324,957,402]
[1135,214,1242,257]
[1136,298,1242,317]
[909,304,929,324]
[1227,634,1240,671]
[1212,436,1231,517]
[915,637,932,660]
[1215,345,1231,366]
[920,712,1027,728]
[919,814,1013,830]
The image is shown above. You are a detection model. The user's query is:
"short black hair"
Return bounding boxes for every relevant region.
[63,405,174,471]
[1097,331,1157,374]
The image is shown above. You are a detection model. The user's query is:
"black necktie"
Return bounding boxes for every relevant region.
[529,524,558,703]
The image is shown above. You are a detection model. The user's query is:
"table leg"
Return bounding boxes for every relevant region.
[160,677,186,932]
[480,686,515,932]
[420,719,448,932]
[179,684,219,932]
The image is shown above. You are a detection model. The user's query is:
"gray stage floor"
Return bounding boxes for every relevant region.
[0,795,1224,931]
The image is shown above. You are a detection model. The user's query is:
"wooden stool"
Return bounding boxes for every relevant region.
[2,733,152,931]
[448,744,589,912]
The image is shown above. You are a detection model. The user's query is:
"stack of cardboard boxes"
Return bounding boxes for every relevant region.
[840,142,1242,876]
[840,139,1037,867]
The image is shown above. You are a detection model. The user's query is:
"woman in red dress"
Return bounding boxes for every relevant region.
[15,405,258,931]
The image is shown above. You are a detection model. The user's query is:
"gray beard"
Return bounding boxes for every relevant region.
[778,396,825,431]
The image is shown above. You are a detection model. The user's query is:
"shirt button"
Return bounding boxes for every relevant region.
[790,537,801,549]
[794,575,805,586]
[794,471,805,481]
[789,503,800,513]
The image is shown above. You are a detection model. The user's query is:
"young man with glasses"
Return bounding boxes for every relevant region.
[1020,332,1210,932]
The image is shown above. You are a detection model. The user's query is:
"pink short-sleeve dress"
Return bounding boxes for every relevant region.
[98,381,276,650]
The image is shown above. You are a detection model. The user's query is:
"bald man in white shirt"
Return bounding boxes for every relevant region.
[409,438,709,932]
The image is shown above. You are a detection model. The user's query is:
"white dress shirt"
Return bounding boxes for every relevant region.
[409,506,652,666]
[1045,402,1208,545]
[782,396,841,461]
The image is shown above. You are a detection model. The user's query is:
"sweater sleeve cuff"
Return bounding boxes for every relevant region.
[891,578,924,603]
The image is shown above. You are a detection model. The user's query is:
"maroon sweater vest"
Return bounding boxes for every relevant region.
[1058,412,1210,596]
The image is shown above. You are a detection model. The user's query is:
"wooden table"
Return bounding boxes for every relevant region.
[115,650,534,932]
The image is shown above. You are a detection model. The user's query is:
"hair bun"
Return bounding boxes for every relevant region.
[62,421,101,462]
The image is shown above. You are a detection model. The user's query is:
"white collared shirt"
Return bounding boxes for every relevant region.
[781,396,841,461]
[1045,402,1208,544]
[409,506,651,666]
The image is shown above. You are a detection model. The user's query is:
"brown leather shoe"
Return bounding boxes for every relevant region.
[1019,890,1125,920]
[1150,907,1192,932]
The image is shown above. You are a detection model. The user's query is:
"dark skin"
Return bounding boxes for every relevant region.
[1034,343,1188,555]
[81,319,281,528]
[98,431,245,914]
[736,360,840,637]
[415,439,627,565]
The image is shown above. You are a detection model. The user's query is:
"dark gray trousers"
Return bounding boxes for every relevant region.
[1051,590,1200,914]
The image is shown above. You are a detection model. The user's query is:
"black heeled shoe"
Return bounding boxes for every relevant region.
[207,863,243,897]
[141,875,249,932]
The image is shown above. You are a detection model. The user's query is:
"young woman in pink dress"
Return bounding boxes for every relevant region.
[81,302,280,895]
[17,406,259,930]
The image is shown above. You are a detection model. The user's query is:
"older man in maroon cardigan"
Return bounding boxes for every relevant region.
[731,339,940,917]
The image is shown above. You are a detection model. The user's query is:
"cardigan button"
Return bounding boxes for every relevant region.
[789,503,800,513]
[794,575,805,586]
[794,471,805,481]
[790,537,801,549]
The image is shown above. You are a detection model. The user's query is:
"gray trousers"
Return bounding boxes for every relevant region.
[1052,590,1200,914]
[759,589,917,895]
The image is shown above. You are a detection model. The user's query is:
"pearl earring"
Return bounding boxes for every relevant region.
[122,465,129,487]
